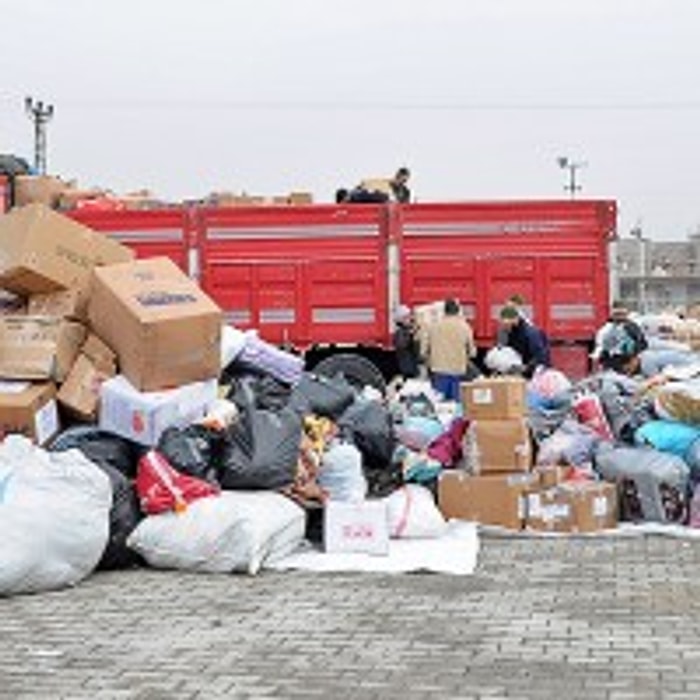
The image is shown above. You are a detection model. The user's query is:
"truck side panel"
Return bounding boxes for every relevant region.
[399,201,615,348]
[196,205,389,348]
[68,209,192,272]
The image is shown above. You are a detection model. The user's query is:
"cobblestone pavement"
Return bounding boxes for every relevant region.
[3,535,700,699]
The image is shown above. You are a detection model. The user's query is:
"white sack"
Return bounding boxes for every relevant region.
[127,491,305,575]
[0,436,111,596]
[385,484,447,539]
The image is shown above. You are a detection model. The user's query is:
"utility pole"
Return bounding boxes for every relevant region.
[24,96,54,174]
[556,156,587,199]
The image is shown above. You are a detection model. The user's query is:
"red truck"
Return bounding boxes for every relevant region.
[57,198,615,381]
[0,176,615,380]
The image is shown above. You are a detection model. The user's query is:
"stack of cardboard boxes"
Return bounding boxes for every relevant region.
[0,203,223,447]
[438,376,618,533]
[0,203,134,443]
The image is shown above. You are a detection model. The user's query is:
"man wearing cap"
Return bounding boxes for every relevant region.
[498,305,550,378]
[392,305,420,379]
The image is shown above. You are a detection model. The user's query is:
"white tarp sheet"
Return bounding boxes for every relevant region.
[267,520,479,575]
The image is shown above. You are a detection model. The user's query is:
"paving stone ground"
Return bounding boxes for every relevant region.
[2,534,700,699]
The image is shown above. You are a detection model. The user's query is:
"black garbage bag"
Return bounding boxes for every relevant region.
[49,427,144,570]
[50,426,144,479]
[157,425,224,484]
[337,399,401,497]
[227,374,293,413]
[94,462,144,570]
[288,372,356,420]
[218,385,302,490]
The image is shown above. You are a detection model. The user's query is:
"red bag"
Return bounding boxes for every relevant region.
[572,393,614,441]
[136,450,219,515]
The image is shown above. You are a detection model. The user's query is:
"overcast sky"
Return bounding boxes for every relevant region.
[2,0,699,239]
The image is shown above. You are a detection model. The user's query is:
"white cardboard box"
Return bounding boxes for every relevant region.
[99,375,218,446]
[324,500,390,556]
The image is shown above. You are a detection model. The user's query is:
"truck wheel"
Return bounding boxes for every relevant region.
[311,353,386,395]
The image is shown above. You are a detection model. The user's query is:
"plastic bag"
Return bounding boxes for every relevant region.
[0,436,111,595]
[594,444,689,523]
[317,440,367,502]
[536,419,600,467]
[384,484,447,538]
[49,427,145,570]
[484,346,523,374]
[136,450,220,515]
[157,425,224,484]
[288,372,356,420]
[50,425,143,479]
[218,385,303,490]
[634,420,700,460]
[127,491,306,575]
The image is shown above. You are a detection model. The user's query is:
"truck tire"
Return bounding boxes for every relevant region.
[311,353,386,395]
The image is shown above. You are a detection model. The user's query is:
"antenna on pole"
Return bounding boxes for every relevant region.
[25,96,54,175]
[557,156,587,199]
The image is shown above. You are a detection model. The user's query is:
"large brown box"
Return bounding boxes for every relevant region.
[88,257,223,391]
[526,481,618,533]
[0,381,59,445]
[438,471,538,530]
[0,316,86,382]
[466,418,532,474]
[0,203,134,295]
[461,377,527,420]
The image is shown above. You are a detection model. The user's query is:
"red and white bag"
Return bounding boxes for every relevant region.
[136,450,219,515]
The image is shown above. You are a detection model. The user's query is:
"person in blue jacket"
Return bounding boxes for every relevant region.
[498,305,551,378]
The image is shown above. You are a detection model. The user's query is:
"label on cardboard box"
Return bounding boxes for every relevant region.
[593,495,609,518]
[471,388,494,405]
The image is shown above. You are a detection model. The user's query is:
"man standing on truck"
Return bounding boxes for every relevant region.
[424,298,477,400]
[389,167,411,204]
[499,305,550,378]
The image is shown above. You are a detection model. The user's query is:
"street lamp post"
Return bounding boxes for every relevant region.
[24,96,54,175]
[557,156,587,199]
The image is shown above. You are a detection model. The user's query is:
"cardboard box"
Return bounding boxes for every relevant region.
[81,333,117,367]
[13,175,67,208]
[288,191,313,205]
[99,374,218,446]
[0,381,59,445]
[88,257,223,391]
[526,481,618,533]
[27,287,88,321]
[465,419,532,474]
[0,203,134,295]
[438,470,538,530]
[0,316,86,382]
[534,464,571,490]
[360,178,392,196]
[324,500,390,555]
[461,377,527,420]
[57,353,117,422]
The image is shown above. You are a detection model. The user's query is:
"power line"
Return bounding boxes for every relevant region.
[15,98,700,112]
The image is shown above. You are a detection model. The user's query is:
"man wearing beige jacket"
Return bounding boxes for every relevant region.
[424,298,477,400]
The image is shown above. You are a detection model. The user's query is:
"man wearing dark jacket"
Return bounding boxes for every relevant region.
[499,305,550,377]
[392,305,420,379]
